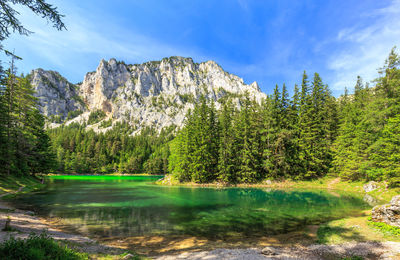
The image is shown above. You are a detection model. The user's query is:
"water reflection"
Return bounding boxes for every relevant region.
[11,176,370,239]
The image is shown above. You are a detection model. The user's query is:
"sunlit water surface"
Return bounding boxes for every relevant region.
[10,175,370,239]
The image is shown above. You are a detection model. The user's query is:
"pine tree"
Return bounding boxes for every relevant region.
[218,101,237,183]
[297,71,313,179]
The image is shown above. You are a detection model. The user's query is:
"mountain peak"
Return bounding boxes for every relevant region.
[30,56,267,133]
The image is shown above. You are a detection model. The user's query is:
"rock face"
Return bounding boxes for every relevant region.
[363,181,379,193]
[30,69,84,120]
[30,56,266,133]
[371,195,400,227]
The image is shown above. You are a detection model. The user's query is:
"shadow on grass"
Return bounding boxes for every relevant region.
[314,225,391,260]
[317,225,364,244]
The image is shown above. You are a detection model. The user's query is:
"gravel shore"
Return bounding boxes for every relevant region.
[1,196,400,259]
[156,242,400,260]
[0,198,125,256]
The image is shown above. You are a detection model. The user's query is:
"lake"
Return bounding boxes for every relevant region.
[10,175,370,239]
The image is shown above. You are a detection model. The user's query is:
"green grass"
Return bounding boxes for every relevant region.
[367,219,400,237]
[317,224,364,244]
[299,177,399,203]
[316,213,400,245]
[367,185,400,203]
[0,233,88,260]
[0,174,44,196]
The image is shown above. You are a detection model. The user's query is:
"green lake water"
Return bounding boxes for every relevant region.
[10,175,370,239]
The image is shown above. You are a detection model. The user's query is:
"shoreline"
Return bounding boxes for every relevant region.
[0,189,133,259]
[157,175,400,203]
[1,176,400,259]
[42,173,397,204]
[3,200,400,259]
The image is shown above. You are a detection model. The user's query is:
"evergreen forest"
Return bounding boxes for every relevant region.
[169,48,400,186]
[0,48,400,187]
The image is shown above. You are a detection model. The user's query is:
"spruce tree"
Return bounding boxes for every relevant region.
[218,101,237,183]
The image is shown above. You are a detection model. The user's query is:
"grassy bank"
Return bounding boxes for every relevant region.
[316,212,400,245]
[0,233,87,260]
[2,173,399,258]
[0,175,44,196]
[0,233,143,260]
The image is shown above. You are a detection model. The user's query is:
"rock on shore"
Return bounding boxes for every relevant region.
[372,195,400,227]
[363,181,380,192]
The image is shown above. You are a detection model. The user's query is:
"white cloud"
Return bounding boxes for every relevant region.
[328,0,400,91]
[2,2,201,81]
[21,9,182,60]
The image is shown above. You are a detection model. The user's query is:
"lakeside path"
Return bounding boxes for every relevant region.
[1,184,400,259]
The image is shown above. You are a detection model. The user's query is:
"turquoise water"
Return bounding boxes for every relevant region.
[11,175,370,239]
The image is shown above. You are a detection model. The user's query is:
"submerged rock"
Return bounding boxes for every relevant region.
[371,195,400,227]
[363,181,379,193]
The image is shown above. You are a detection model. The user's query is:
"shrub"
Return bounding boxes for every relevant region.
[87,110,106,125]
[0,233,88,260]
[67,110,83,120]
[99,119,112,128]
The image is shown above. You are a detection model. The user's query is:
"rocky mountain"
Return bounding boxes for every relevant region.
[30,56,266,133]
[30,69,84,120]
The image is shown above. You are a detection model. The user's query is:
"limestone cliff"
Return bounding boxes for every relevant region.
[31,56,266,133]
[30,69,84,121]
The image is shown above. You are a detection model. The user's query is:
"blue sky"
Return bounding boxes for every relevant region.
[2,0,400,96]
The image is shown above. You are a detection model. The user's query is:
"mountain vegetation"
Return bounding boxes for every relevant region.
[0,0,66,177]
[0,59,55,176]
[169,48,400,187]
[0,45,399,188]
[47,123,173,174]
